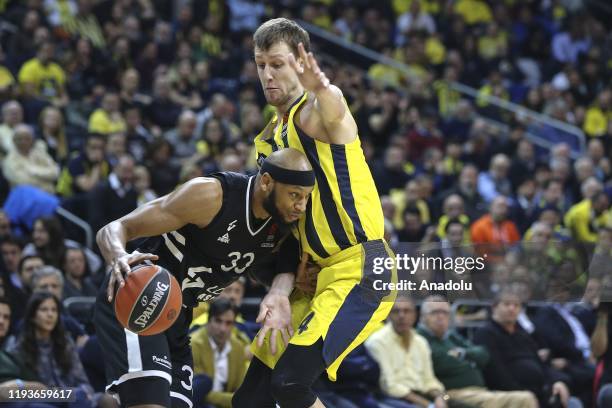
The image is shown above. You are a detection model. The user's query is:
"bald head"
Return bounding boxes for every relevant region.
[264,148,312,172]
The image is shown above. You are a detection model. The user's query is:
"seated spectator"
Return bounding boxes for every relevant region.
[10,255,44,324]
[477,154,512,204]
[62,248,97,299]
[191,278,255,344]
[134,165,158,207]
[473,288,583,407]
[144,139,181,196]
[418,295,538,407]
[0,100,24,156]
[164,110,199,166]
[2,124,60,194]
[23,216,102,274]
[0,297,50,406]
[88,154,137,233]
[191,298,247,408]
[564,191,610,244]
[435,195,470,242]
[470,196,520,260]
[435,164,486,222]
[533,283,595,406]
[29,266,88,347]
[88,92,126,136]
[365,295,453,408]
[17,41,68,107]
[37,106,68,165]
[6,292,95,407]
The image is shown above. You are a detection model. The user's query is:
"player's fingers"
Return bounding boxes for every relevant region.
[256,325,269,348]
[288,53,303,74]
[270,330,278,355]
[256,305,269,323]
[129,252,159,266]
[308,52,319,71]
[281,327,291,345]
[107,272,116,302]
[298,43,310,69]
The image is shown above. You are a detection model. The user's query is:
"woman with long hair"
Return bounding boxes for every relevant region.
[23,217,102,275]
[7,292,95,407]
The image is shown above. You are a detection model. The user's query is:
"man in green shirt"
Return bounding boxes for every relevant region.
[417,295,538,408]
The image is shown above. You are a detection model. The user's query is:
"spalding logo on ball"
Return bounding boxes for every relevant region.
[114,264,182,336]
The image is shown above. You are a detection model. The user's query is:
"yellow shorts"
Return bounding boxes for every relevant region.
[252,239,397,381]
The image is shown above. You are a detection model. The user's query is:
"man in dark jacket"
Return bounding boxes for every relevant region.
[473,289,583,407]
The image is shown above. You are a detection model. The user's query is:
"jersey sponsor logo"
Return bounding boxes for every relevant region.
[151,355,172,370]
[261,242,275,248]
[217,233,230,244]
[227,220,237,231]
[133,281,169,329]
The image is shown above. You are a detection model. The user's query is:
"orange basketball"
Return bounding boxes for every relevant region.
[114,264,182,336]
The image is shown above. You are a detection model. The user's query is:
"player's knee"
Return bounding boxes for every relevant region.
[270,370,316,408]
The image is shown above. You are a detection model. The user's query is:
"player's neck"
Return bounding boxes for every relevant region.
[276,90,304,118]
[251,190,270,220]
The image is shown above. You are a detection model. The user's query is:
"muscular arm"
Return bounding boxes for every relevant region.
[97,177,222,263]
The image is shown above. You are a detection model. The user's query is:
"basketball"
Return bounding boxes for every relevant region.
[114,264,182,336]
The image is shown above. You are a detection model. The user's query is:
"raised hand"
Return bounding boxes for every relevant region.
[288,42,330,93]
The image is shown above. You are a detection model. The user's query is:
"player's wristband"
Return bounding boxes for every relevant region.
[15,379,25,390]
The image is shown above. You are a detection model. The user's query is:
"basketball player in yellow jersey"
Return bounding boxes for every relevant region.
[232,18,397,408]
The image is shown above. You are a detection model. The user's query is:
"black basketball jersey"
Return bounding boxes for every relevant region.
[140,172,286,307]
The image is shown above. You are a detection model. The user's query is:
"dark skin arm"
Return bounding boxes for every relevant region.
[96,177,222,302]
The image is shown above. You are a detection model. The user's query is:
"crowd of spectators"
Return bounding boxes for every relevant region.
[0,0,611,407]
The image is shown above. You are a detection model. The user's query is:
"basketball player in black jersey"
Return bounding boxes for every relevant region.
[93,148,314,408]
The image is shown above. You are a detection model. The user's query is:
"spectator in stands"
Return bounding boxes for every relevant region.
[89,154,137,233]
[7,292,96,407]
[17,41,68,107]
[146,74,182,131]
[477,154,512,204]
[418,295,538,407]
[144,138,180,196]
[552,17,591,65]
[134,165,157,207]
[30,266,88,347]
[88,92,126,136]
[436,164,486,222]
[37,106,68,165]
[2,124,59,193]
[0,297,51,406]
[57,133,109,199]
[436,195,470,241]
[0,100,23,156]
[470,196,520,259]
[62,248,97,299]
[23,216,102,274]
[372,145,412,196]
[474,288,583,407]
[1,237,24,292]
[396,0,436,46]
[365,295,452,408]
[564,191,610,243]
[533,283,596,406]
[583,89,611,139]
[509,140,537,192]
[164,110,199,166]
[191,297,247,408]
[10,255,44,323]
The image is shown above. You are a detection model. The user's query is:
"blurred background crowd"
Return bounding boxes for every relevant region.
[0,0,611,407]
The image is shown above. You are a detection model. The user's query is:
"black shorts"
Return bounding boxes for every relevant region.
[93,272,194,408]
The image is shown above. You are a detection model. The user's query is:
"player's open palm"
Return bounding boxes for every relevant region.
[288,42,330,94]
[256,291,293,355]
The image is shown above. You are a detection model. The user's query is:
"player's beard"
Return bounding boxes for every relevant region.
[263,187,296,233]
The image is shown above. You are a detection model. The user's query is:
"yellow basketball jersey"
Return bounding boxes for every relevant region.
[254,93,384,262]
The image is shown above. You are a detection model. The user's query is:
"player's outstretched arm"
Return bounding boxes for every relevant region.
[97,177,222,301]
[288,42,357,144]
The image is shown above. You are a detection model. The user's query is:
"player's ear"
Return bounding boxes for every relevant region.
[260,172,273,192]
